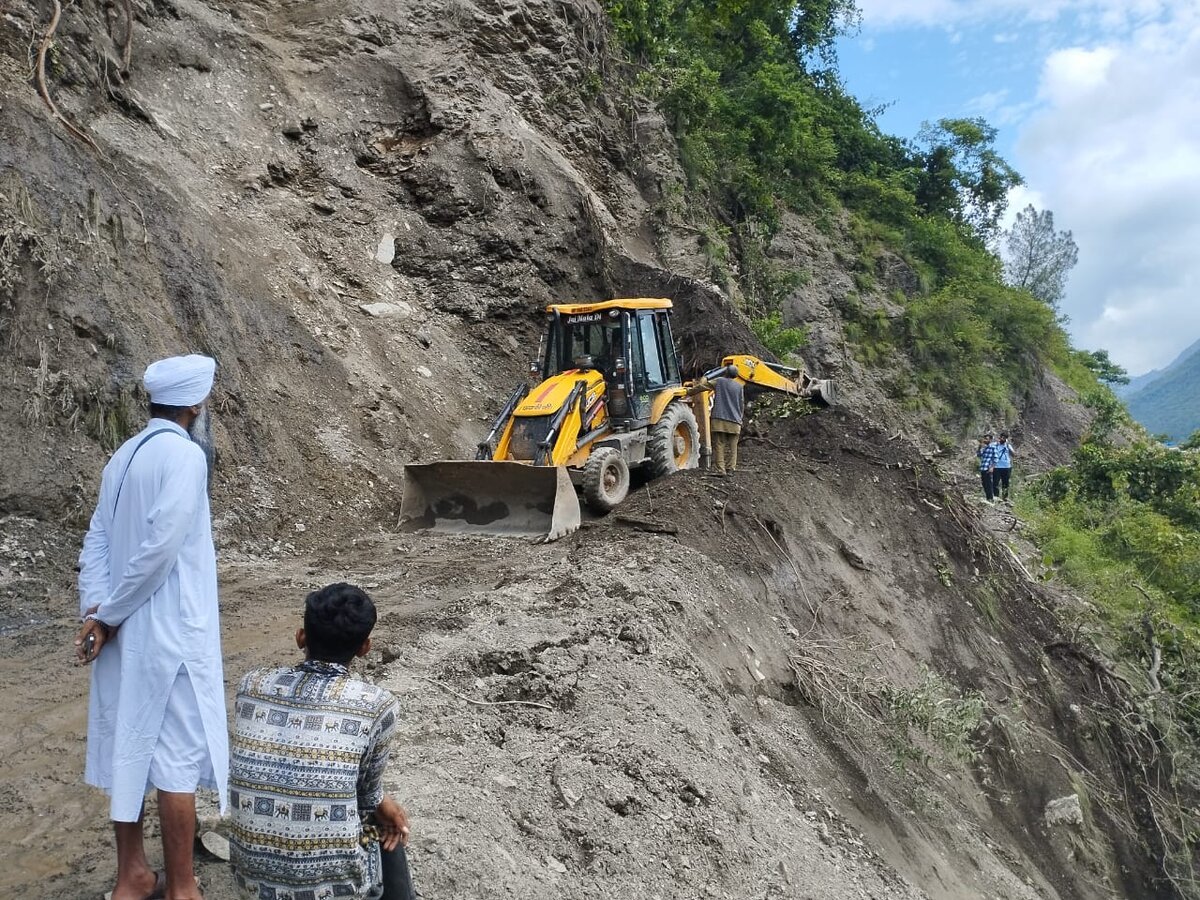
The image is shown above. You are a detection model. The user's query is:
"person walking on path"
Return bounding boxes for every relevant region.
[74,354,228,900]
[993,432,1015,502]
[976,432,998,503]
[687,364,745,475]
[229,583,416,900]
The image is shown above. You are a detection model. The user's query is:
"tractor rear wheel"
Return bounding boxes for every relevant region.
[582,447,630,513]
[647,401,699,477]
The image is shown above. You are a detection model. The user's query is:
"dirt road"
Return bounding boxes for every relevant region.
[0,415,1165,899]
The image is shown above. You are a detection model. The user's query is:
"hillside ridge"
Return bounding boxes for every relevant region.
[0,1,1184,898]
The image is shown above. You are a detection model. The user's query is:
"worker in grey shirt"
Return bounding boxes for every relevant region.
[687,365,745,475]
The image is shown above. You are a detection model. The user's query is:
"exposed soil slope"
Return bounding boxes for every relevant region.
[1,411,1171,900]
[0,0,1176,898]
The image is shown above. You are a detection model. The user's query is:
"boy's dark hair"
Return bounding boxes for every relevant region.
[304,583,377,664]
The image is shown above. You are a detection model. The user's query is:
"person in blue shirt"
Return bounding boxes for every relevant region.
[976,432,998,503]
[993,432,1015,502]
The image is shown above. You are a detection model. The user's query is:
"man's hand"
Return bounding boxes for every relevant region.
[74,616,111,665]
[375,795,410,851]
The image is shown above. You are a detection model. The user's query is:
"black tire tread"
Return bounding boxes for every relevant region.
[647,402,699,478]
[582,447,630,512]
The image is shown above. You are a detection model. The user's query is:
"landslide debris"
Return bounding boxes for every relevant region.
[0,0,1186,898]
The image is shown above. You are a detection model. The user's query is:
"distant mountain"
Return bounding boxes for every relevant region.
[1114,366,1163,399]
[1124,338,1200,442]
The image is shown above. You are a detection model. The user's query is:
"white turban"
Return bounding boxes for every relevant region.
[143,354,216,406]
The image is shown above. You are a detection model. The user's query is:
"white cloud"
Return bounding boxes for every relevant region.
[1039,46,1116,104]
[1014,7,1200,373]
[851,0,1200,373]
[855,0,1186,32]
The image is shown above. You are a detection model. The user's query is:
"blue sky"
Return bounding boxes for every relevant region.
[834,1,1200,376]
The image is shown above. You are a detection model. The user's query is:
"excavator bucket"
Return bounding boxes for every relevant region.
[399,461,581,540]
[808,378,836,407]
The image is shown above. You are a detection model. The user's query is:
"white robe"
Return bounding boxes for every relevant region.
[78,418,229,822]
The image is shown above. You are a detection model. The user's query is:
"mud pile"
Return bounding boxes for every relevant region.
[0,0,1176,898]
[1,409,1171,899]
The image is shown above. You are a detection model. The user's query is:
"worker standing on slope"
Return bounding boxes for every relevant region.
[688,364,745,476]
[74,354,228,900]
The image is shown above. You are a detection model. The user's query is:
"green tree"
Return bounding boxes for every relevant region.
[1075,349,1130,386]
[752,312,808,360]
[1001,205,1079,311]
[915,118,1022,244]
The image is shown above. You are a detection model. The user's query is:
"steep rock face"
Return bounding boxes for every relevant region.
[4,4,1159,900]
[0,0,756,539]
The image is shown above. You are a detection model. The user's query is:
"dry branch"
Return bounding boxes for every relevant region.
[614,515,678,535]
[35,0,101,154]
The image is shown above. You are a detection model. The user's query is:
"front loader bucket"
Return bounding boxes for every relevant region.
[399,461,581,540]
[807,378,836,407]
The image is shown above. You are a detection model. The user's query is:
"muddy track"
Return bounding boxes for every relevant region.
[1,411,1173,899]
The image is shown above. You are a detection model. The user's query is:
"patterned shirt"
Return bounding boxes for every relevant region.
[977,442,998,471]
[230,660,399,900]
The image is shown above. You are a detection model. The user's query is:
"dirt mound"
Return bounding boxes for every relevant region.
[0,0,1168,897]
[1,409,1170,899]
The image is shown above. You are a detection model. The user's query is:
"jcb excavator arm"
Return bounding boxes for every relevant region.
[707,354,836,406]
[684,354,835,468]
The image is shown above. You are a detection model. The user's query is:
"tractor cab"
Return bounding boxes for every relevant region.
[540,298,683,425]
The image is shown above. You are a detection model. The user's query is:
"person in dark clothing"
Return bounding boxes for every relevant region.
[687,365,745,475]
[976,432,998,503]
[993,432,1015,502]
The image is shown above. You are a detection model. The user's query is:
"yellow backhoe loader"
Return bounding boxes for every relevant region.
[399,298,833,539]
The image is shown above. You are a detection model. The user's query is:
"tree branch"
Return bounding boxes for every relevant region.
[417,676,554,711]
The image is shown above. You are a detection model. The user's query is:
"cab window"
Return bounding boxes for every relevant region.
[657,313,680,384]
[635,312,667,389]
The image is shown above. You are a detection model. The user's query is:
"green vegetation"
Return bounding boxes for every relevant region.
[1000,203,1079,311]
[882,668,985,769]
[1029,443,1200,618]
[750,311,808,361]
[1021,440,1200,887]
[790,644,986,774]
[1125,341,1200,442]
[603,0,1097,426]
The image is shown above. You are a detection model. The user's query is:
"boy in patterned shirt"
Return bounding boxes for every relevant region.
[229,583,415,899]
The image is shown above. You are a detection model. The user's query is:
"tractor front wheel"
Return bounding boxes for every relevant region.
[647,401,700,477]
[582,447,631,513]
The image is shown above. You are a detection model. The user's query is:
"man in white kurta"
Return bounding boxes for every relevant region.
[76,354,228,900]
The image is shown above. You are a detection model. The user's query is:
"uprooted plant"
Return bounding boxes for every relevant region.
[788,639,986,774]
